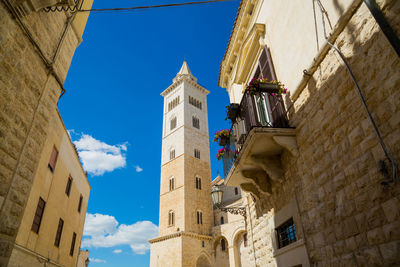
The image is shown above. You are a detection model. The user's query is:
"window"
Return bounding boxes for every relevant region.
[170,117,177,130]
[54,218,64,247]
[168,96,180,111]
[243,233,248,247]
[169,177,175,191]
[276,218,297,249]
[195,177,202,190]
[220,216,224,225]
[31,197,46,234]
[197,211,203,225]
[189,96,202,110]
[170,149,175,160]
[48,146,58,172]
[234,187,238,195]
[202,241,205,247]
[70,232,77,256]
[168,210,175,226]
[65,176,72,196]
[221,239,226,251]
[192,116,200,129]
[78,195,83,213]
[194,149,200,159]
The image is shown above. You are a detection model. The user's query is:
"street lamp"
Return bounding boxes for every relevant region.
[211,185,246,218]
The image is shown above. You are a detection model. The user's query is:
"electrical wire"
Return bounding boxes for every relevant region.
[316,1,398,183]
[77,0,237,13]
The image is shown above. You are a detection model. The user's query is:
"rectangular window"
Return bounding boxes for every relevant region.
[194,149,200,159]
[65,176,72,196]
[276,218,297,249]
[169,178,174,191]
[78,195,83,213]
[169,211,174,226]
[31,197,46,234]
[195,177,202,190]
[48,146,58,172]
[54,218,64,247]
[70,232,77,256]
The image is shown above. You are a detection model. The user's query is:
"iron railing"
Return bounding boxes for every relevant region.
[222,91,289,178]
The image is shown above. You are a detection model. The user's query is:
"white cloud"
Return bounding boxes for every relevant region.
[135,165,143,172]
[72,134,127,176]
[112,249,122,254]
[83,213,158,255]
[90,258,106,263]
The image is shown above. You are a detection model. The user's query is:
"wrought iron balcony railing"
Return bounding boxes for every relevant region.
[222,90,289,178]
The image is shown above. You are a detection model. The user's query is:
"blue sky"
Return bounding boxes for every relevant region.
[59,0,240,266]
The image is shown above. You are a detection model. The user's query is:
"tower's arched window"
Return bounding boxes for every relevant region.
[195,177,202,190]
[194,149,200,159]
[170,117,177,130]
[221,239,226,251]
[168,210,175,226]
[170,148,175,160]
[192,116,200,129]
[197,211,203,225]
[220,216,224,225]
[169,177,175,191]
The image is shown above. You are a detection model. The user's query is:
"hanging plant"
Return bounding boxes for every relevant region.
[216,147,238,161]
[243,77,287,97]
[213,129,230,146]
[225,103,241,123]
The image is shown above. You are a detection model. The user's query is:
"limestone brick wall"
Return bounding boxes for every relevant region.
[0,2,91,264]
[246,0,400,266]
[150,236,182,267]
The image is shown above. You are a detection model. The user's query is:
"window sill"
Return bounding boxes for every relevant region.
[273,239,304,257]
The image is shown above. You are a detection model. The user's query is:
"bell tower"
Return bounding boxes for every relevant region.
[149,62,213,267]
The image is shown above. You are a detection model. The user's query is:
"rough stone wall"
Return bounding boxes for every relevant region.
[246,1,400,266]
[0,2,82,265]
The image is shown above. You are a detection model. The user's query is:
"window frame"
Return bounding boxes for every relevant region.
[196,210,203,225]
[70,232,77,256]
[65,176,73,196]
[78,195,83,213]
[276,218,297,249]
[170,116,177,130]
[54,218,64,247]
[168,210,175,226]
[194,149,200,159]
[169,177,175,191]
[48,146,58,172]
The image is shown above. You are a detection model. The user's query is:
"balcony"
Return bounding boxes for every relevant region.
[222,90,297,200]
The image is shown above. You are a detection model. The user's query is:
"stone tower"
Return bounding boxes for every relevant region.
[149,62,213,267]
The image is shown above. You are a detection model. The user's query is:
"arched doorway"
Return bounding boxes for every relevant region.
[214,237,229,267]
[234,231,250,267]
[196,254,212,267]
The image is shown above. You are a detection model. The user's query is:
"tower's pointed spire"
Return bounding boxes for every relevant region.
[173,61,197,83]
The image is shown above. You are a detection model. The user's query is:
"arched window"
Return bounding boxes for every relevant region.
[195,177,202,190]
[170,148,175,160]
[234,187,238,195]
[168,210,174,226]
[220,216,224,225]
[194,149,200,159]
[243,233,248,247]
[221,239,226,251]
[192,116,200,129]
[169,177,175,191]
[170,117,177,130]
[197,211,203,225]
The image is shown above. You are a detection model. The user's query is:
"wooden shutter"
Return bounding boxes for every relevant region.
[48,146,58,172]
[70,232,77,256]
[65,176,72,196]
[31,197,46,233]
[54,218,64,247]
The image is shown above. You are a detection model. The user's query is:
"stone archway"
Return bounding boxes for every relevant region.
[233,231,251,267]
[196,254,212,267]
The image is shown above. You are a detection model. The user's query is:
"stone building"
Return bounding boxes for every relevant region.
[0,0,93,265]
[8,109,90,266]
[218,0,400,266]
[149,62,214,267]
[149,62,252,267]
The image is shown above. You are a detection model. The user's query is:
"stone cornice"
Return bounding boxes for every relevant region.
[161,77,209,97]
[219,0,259,88]
[149,231,212,244]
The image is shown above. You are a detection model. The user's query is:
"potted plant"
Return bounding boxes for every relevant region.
[213,129,230,146]
[243,77,287,97]
[225,103,241,123]
[216,147,229,161]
